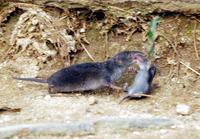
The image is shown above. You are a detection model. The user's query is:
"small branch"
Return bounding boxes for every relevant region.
[159,35,178,54]
[0,107,21,113]
[193,20,200,60]
[126,28,137,42]
[174,36,180,77]
[159,34,180,77]
[66,17,95,62]
[80,42,95,62]
[75,35,95,62]
[180,61,200,76]
[104,32,108,60]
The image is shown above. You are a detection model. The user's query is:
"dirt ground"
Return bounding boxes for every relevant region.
[0,1,200,139]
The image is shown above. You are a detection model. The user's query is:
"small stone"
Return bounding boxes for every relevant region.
[80,28,85,33]
[176,104,191,115]
[32,19,39,25]
[44,95,51,100]
[88,96,97,105]
[159,129,169,135]
[37,96,43,99]
[17,82,24,88]
[132,131,140,135]
[28,26,36,32]
[171,125,176,129]
[193,91,199,95]
[195,125,200,130]
[0,115,11,123]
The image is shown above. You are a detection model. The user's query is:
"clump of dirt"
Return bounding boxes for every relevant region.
[3,5,78,64]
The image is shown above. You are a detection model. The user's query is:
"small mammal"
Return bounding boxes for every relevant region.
[14,51,147,94]
[119,59,156,104]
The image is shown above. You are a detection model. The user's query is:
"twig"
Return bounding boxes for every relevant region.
[180,61,200,76]
[66,17,95,62]
[193,20,200,60]
[126,27,137,42]
[80,42,95,62]
[75,36,95,62]
[0,45,15,62]
[58,15,68,21]
[174,36,180,77]
[108,5,132,14]
[159,34,180,77]
[167,61,174,79]
[104,32,108,60]
[0,107,21,113]
[159,35,178,54]
[192,16,200,24]
[160,35,200,77]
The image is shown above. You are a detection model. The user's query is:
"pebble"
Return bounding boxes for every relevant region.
[44,95,51,100]
[0,115,11,123]
[88,96,98,105]
[193,91,199,95]
[159,129,169,135]
[176,104,191,115]
[171,125,177,129]
[132,131,140,135]
[32,19,39,25]
[80,28,85,33]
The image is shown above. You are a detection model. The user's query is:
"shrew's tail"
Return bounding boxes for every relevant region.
[13,77,47,83]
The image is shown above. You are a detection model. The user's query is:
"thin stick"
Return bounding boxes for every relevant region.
[192,16,200,24]
[67,18,95,62]
[174,36,180,77]
[104,32,108,60]
[126,28,137,41]
[80,42,95,62]
[108,5,132,14]
[180,61,200,76]
[58,16,68,21]
[75,35,95,62]
[193,20,200,60]
[160,35,179,77]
